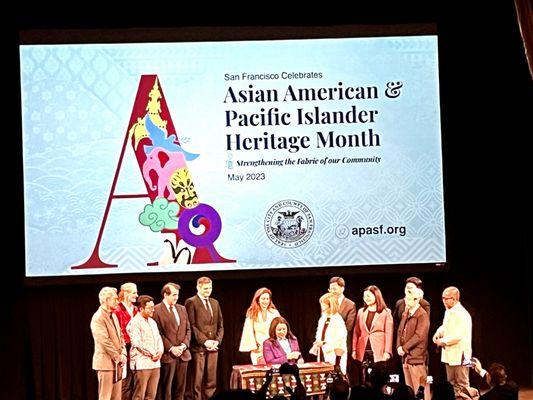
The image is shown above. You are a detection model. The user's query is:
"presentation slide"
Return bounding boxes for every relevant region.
[20,35,445,277]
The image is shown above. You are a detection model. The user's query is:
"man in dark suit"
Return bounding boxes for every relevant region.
[184,277,224,400]
[153,282,191,400]
[328,277,357,383]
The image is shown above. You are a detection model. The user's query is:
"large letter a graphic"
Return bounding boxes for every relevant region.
[72,75,235,270]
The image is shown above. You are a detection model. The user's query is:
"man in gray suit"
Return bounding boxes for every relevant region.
[153,282,191,400]
[184,277,224,400]
[328,277,357,383]
[90,287,127,400]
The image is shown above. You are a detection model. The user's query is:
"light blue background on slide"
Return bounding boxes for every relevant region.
[20,36,445,276]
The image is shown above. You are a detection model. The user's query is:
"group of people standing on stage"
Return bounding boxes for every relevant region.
[239,276,475,400]
[90,275,475,400]
[90,277,223,400]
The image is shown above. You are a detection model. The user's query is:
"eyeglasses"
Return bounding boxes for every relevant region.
[442,296,454,300]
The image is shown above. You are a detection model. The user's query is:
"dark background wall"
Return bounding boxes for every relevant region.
[8,2,532,399]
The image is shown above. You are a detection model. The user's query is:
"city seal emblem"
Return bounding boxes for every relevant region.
[264,200,314,248]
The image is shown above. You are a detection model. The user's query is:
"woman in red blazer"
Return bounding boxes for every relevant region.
[351,285,393,384]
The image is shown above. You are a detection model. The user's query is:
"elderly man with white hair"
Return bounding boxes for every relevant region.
[396,287,430,398]
[91,287,127,400]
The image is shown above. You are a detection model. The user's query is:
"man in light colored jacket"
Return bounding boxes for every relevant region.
[90,287,127,400]
[433,286,472,397]
[127,295,164,400]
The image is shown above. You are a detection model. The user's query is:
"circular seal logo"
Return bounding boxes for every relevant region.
[264,200,314,248]
[335,224,349,239]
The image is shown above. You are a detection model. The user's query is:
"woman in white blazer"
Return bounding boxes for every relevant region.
[239,287,280,364]
[311,292,348,374]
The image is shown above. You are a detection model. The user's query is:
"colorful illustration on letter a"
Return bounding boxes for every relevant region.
[72,75,234,270]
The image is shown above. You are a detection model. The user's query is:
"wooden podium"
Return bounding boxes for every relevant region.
[230,362,334,397]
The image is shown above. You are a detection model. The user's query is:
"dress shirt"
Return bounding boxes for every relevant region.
[164,302,180,325]
[278,338,291,355]
[408,304,420,317]
[127,313,164,370]
[198,294,213,317]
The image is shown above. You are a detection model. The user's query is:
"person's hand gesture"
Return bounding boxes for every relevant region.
[288,351,301,360]
[472,357,482,374]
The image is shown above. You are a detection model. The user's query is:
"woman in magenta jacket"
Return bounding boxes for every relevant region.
[263,316,304,364]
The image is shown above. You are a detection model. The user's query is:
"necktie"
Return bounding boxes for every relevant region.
[204,298,213,321]
[169,304,180,325]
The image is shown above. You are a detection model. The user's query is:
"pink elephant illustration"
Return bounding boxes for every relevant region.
[142,147,186,200]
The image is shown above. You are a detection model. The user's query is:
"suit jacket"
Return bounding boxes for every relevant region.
[153,302,192,363]
[352,307,393,363]
[480,382,519,400]
[184,295,224,353]
[393,297,431,326]
[434,302,472,365]
[90,307,126,370]
[113,302,138,344]
[262,337,302,364]
[339,296,357,347]
[339,296,357,357]
[396,306,429,365]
